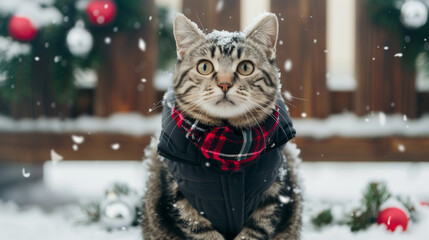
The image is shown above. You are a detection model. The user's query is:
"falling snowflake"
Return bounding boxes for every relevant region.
[51,149,63,164]
[293,188,301,194]
[301,112,307,118]
[35,56,40,61]
[141,78,147,83]
[398,144,405,152]
[137,84,144,92]
[71,135,84,144]
[394,53,403,57]
[216,0,224,12]
[205,162,210,167]
[105,37,111,44]
[72,144,78,151]
[283,90,293,102]
[279,195,291,204]
[313,39,317,43]
[139,38,146,51]
[284,59,292,72]
[97,16,105,24]
[111,143,120,150]
[22,168,30,178]
[384,46,389,50]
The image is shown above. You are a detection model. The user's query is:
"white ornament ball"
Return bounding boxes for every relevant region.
[100,198,136,229]
[400,0,428,29]
[66,26,93,57]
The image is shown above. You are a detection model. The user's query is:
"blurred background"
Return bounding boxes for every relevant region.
[0,0,429,239]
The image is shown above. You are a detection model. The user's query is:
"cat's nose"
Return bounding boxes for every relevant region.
[218,82,233,93]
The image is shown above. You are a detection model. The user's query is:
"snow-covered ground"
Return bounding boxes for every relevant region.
[1,161,428,240]
[0,112,428,138]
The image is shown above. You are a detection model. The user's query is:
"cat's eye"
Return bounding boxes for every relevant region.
[197,60,214,75]
[237,61,254,76]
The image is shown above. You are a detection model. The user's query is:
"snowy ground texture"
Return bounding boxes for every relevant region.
[1,161,429,240]
[0,112,428,138]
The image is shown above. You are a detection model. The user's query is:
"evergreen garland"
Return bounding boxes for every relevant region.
[365,0,429,68]
[311,181,418,232]
[0,0,175,111]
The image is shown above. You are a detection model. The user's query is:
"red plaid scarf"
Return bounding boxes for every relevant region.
[172,106,279,171]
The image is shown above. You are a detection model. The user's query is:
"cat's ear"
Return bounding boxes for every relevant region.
[173,13,205,60]
[244,13,279,60]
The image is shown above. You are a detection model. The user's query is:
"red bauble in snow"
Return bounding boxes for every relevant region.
[86,0,117,26]
[8,16,38,42]
[377,207,409,232]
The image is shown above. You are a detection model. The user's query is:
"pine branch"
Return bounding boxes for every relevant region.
[79,201,101,224]
[311,209,333,228]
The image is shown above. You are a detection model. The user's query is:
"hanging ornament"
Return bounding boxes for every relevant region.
[377,198,410,232]
[86,0,117,26]
[66,21,93,57]
[400,0,428,29]
[100,191,137,229]
[8,15,38,42]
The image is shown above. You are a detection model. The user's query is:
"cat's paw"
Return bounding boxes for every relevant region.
[190,229,225,240]
[233,231,262,240]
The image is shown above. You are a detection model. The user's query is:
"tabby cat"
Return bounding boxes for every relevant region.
[142,13,302,240]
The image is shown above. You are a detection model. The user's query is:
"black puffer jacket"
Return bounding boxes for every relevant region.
[157,92,296,238]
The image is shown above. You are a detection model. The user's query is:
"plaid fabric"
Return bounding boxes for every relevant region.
[171,106,279,171]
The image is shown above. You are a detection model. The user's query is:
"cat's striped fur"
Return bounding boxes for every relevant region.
[142,13,302,240]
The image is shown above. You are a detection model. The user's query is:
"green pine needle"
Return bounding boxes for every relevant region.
[311,209,333,228]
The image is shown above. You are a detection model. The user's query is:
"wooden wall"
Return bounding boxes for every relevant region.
[182,0,240,33]
[1,0,429,164]
[355,0,417,118]
[95,0,158,117]
[1,133,428,163]
[271,0,329,118]
[2,0,158,119]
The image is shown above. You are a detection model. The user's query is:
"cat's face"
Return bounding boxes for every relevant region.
[173,13,279,128]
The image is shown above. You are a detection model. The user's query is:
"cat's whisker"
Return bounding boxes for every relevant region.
[238,102,267,144]
[244,98,292,139]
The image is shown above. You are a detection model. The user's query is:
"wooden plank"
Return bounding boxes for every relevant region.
[0,133,150,163]
[294,136,429,162]
[94,0,157,116]
[355,1,417,118]
[1,132,428,163]
[271,0,329,118]
[182,0,240,33]
[330,91,354,114]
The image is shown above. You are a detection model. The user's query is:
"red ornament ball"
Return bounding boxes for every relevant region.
[377,207,409,232]
[8,16,37,42]
[86,0,117,26]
